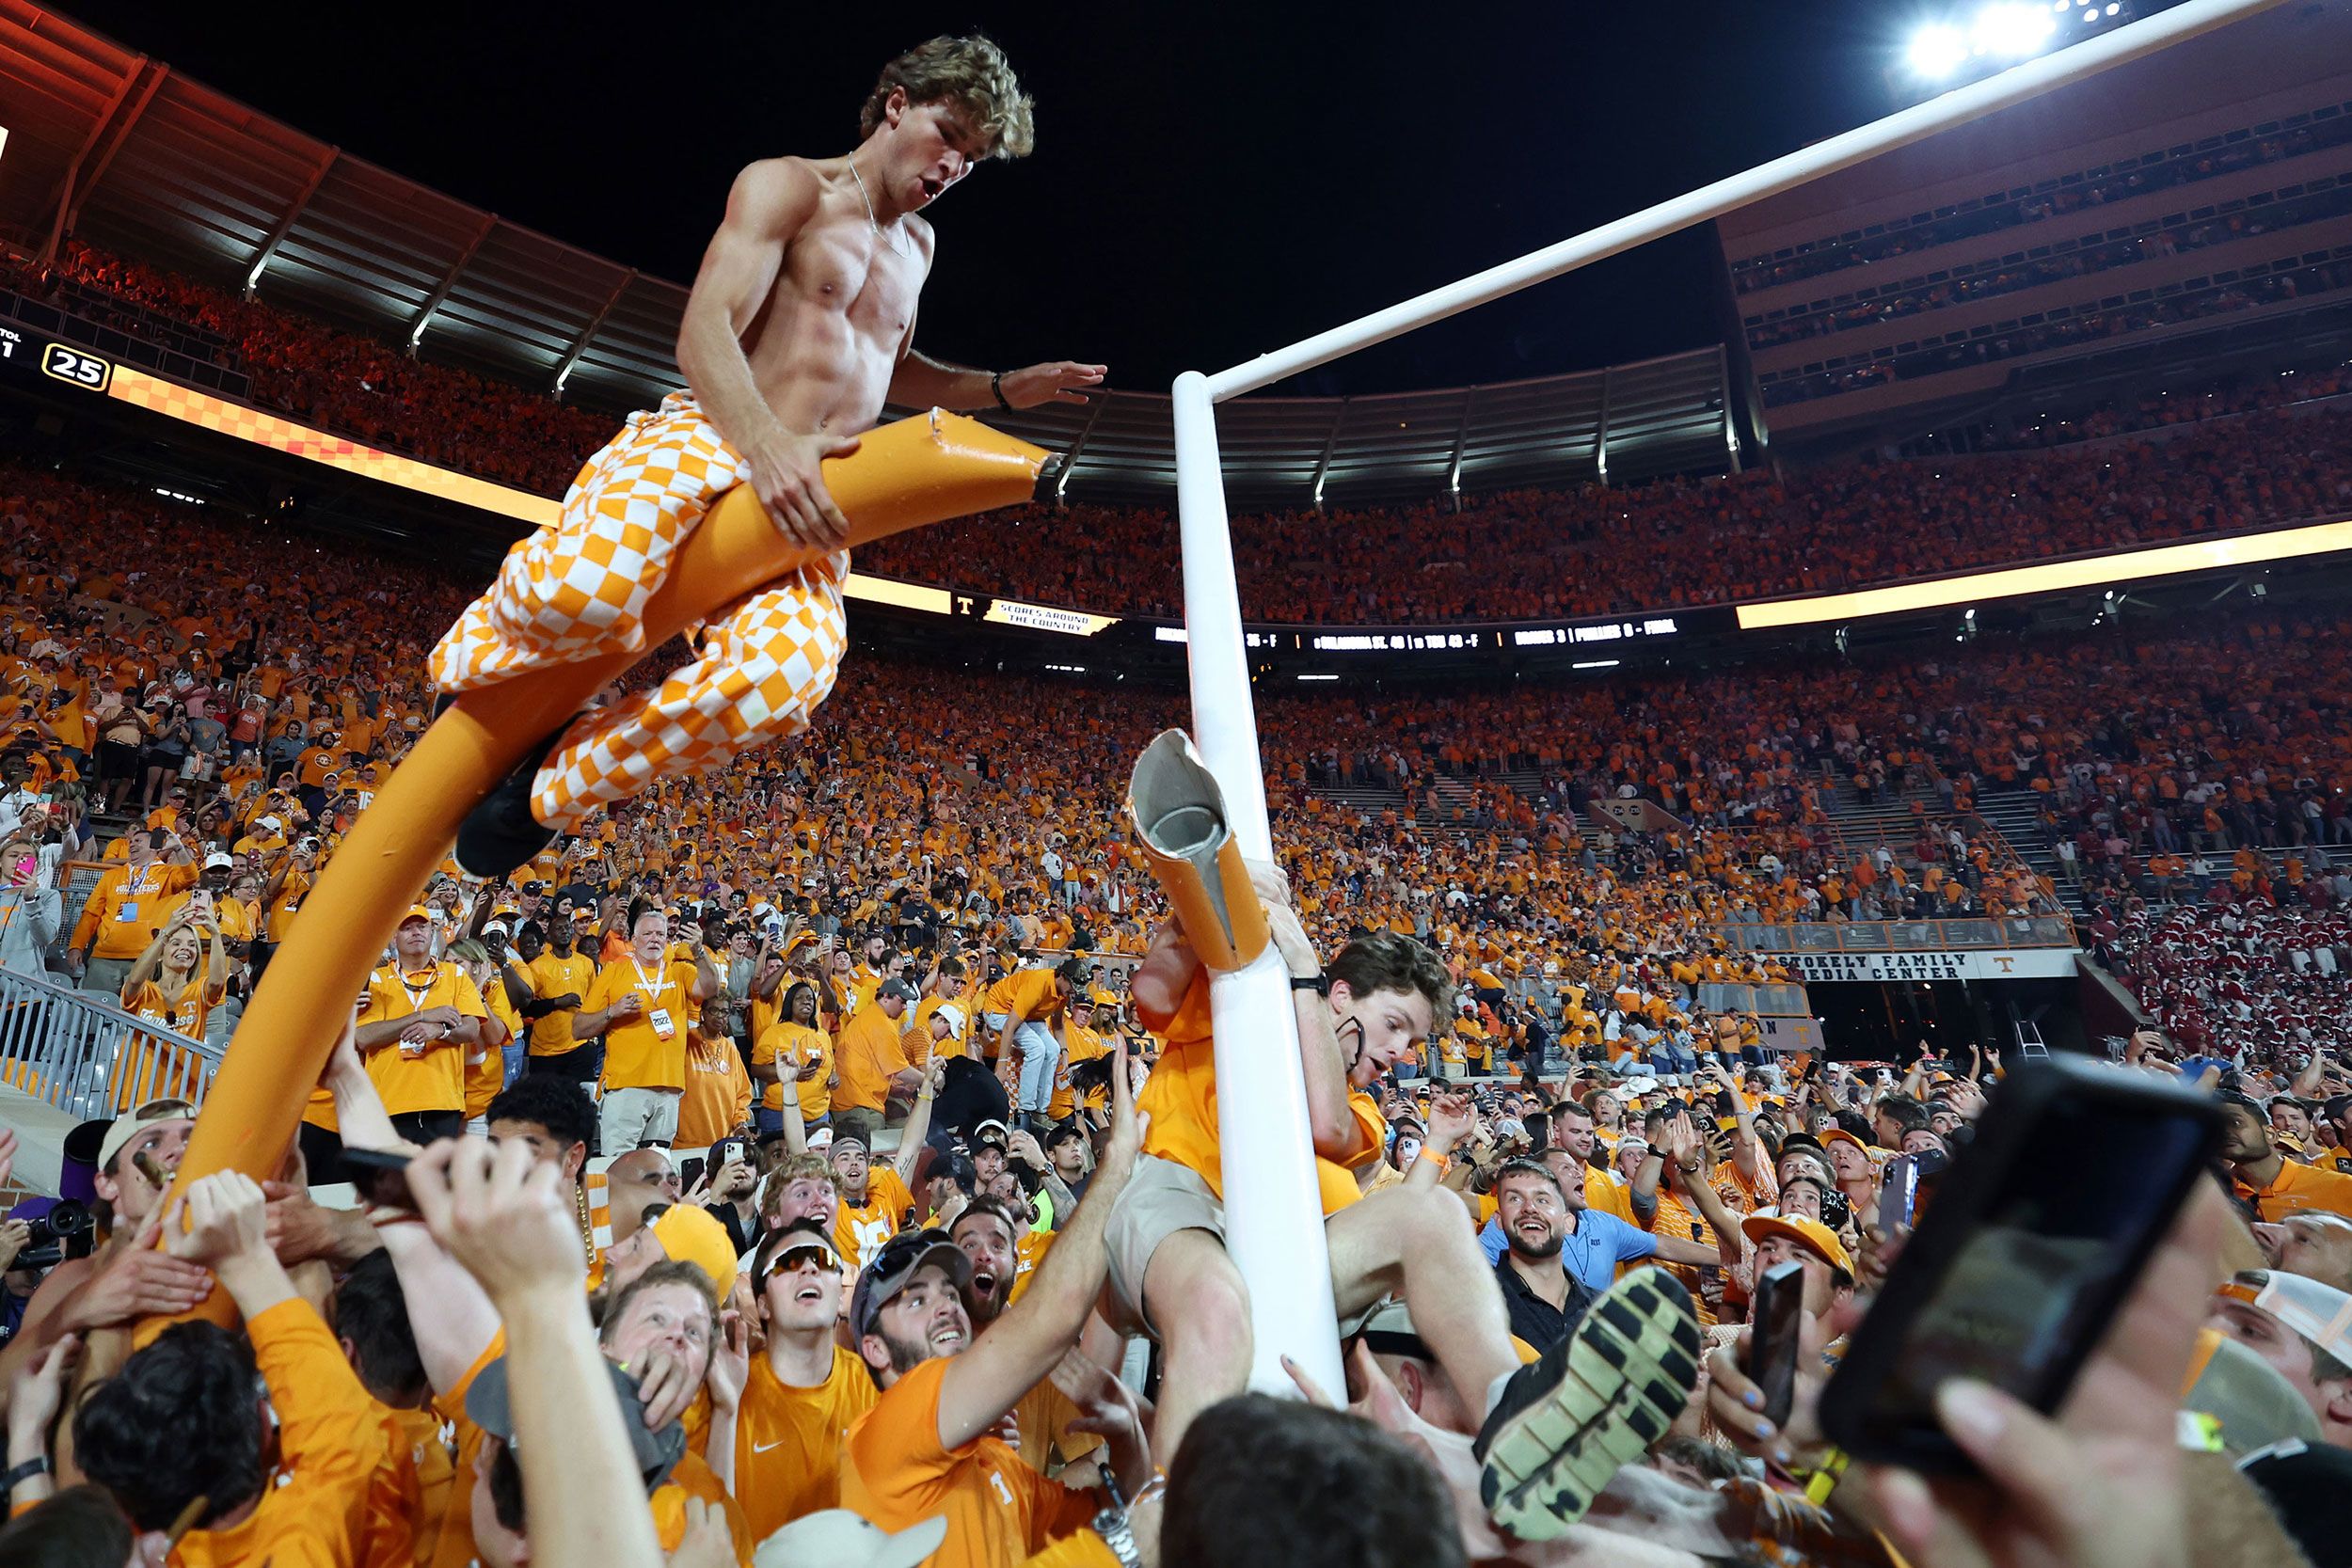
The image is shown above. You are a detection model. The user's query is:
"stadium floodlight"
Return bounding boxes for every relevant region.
[1973,2,2059,57]
[1908,23,1971,75]
[1170,0,2281,1403]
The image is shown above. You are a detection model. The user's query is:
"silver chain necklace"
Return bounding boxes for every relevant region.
[847,158,907,258]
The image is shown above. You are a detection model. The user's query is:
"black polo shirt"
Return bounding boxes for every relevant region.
[1495,1251,1596,1355]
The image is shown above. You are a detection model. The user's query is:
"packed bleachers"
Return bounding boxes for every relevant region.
[11,243,2352,630]
[1728,105,2352,295]
[1,242,614,493]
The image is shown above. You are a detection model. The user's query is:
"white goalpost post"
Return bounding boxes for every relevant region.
[1171,0,2286,1402]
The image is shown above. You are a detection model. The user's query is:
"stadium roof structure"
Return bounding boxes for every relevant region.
[0,0,1739,508]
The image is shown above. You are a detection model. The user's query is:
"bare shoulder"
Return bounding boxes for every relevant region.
[905,212,940,266]
[727,156,825,230]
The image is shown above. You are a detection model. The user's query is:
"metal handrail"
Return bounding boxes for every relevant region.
[0,965,225,1119]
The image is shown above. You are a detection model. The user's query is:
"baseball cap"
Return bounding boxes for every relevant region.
[933,1004,965,1039]
[96,1097,196,1175]
[255,815,281,832]
[877,978,918,1004]
[754,1511,946,1568]
[806,1127,835,1151]
[647,1204,739,1297]
[202,851,233,870]
[1055,956,1092,988]
[829,1126,868,1153]
[1353,1298,1538,1367]
[399,905,432,927]
[466,1354,685,1490]
[1740,1212,1856,1282]
[850,1228,971,1342]
[971,1119,1010,1150]
[2217,1270,2352,1363]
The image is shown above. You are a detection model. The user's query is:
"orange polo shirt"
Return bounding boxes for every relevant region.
[2235,1158,2352,1221]
[833,1006,911,1115]
[586,956,701,1092]
[357,961,487,1118]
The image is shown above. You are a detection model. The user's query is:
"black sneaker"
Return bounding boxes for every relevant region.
[453,722,570,879]
[1473,1269,1702,1542]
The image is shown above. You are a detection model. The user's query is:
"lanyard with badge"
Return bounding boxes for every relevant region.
[118,863,160,924]
[634,958,678,1040]
[399,968,440,1055]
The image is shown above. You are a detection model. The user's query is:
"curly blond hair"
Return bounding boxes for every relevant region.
[859,35,1036,159]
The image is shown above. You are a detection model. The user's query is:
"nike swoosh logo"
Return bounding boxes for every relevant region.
[752,1439,787,1454]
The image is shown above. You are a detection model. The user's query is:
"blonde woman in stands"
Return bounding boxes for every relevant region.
[116,896,227,1105]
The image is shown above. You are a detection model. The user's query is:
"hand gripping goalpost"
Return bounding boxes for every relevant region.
[1168,0,2287,1402]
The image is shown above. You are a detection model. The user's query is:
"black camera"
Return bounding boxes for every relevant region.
[15,1199,95,1268]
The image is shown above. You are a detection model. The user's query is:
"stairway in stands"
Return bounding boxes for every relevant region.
[1970,788,2088,920]
[1819,778,2086,922]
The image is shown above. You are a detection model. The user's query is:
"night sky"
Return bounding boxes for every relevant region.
[56,0,2169,395]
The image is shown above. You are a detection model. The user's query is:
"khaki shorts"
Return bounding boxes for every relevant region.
[1103,1153,1388,1340]
[1103,1154,1226,1337]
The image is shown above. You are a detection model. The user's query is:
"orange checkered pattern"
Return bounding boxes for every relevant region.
[428,394,850,833]
[532,571,845,829]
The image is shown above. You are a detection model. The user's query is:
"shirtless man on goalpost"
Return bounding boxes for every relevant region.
[438,35,1103,876]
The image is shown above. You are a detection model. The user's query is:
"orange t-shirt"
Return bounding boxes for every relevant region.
[729,1347,879,1540]
[755,1021,832,1120]
[677,1028,754,1148]
[586,957,700,1093]
[840,1355,1101,1568]
[1136,972,1385,1211]
[834,1165,917,1271]
[833,1006,911,1115]
[357,962,487,1118]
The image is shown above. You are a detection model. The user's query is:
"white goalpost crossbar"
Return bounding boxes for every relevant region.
[1172,0,2287,1402]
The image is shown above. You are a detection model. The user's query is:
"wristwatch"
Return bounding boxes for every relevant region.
[1090,1507,1142,1568]
[1290,971,1330,996]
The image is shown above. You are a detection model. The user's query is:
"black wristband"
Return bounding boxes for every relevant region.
[990,371,1011,409]
[1290,972,1329,996]
[4,1454,48,1492]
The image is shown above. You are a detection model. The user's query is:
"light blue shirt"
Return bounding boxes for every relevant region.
[1481,1207,1659,1295]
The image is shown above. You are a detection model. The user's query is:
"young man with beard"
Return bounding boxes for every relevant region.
[2220,1092,2352,1221]
[839,1040,1146,1565]
[729,1221,873,1537]
[949,1195,1108,1477]
[1112,884,1702,1542]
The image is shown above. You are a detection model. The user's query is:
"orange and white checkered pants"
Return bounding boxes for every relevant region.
[428,394,848,832]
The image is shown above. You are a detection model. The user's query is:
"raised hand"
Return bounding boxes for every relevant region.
[995,361,1106,410]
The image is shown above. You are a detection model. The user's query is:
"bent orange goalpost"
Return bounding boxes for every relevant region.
[155,410,1047,1326]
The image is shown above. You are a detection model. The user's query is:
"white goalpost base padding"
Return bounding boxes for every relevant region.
[1171,0,2284,1402]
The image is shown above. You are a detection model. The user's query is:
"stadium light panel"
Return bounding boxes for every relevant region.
[1973,3,2058,56]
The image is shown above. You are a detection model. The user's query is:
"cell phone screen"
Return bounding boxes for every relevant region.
[1748,1259,1805,1432]
[1823,1064,2215,1469]
[1880,1155,1919,1233]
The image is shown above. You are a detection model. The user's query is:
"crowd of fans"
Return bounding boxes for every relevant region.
[861,396,2352,623]
[1745,179,2352,351]
[9,240,2352,631]
[1728,109,2352,294]
[0,238,2347,1560]
[0,243,615,494]
[1760,252,2352,406]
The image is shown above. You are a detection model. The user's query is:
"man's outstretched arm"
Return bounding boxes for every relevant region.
[889,351,1105,414]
